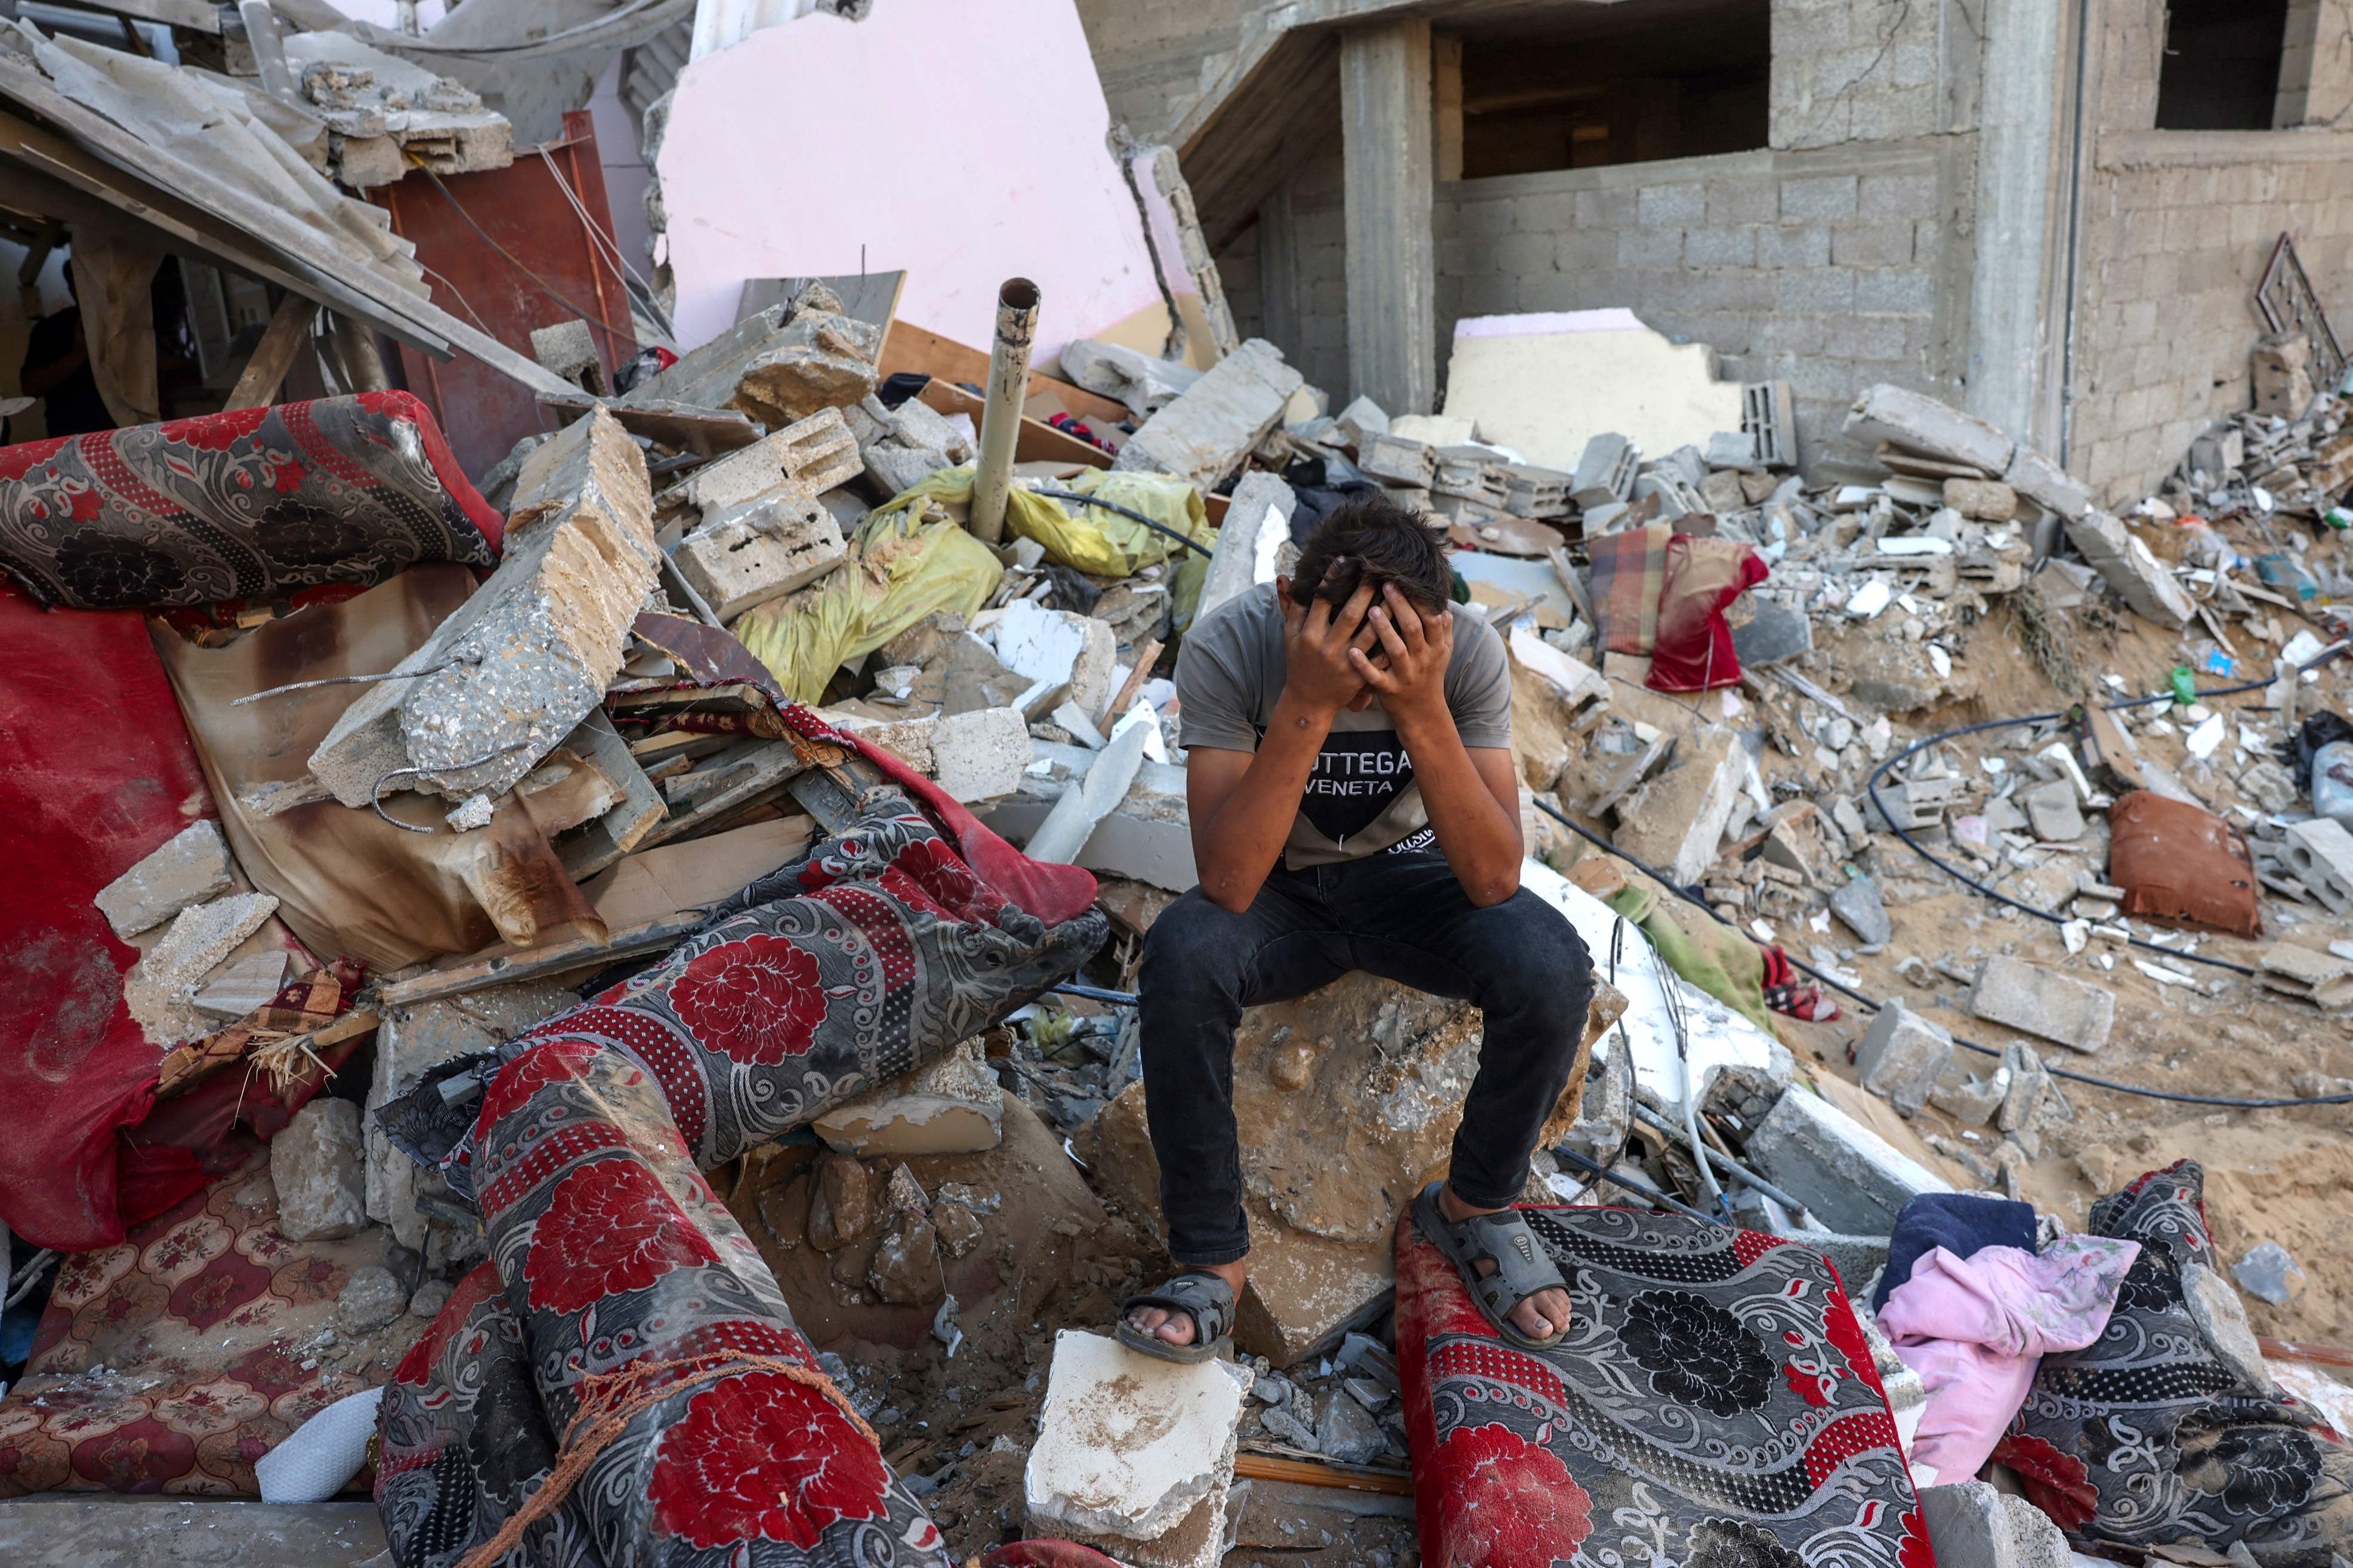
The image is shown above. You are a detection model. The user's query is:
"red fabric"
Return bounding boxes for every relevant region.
[1647,535,1768,693]
[625,611,1100,927]
[0,583,216,1252]
[356,389,505,552]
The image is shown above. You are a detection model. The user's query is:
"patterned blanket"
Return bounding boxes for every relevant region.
[0,391,502,610]
[1397,1205,1929,1568]
[1996,1161,2353,1566]
[376,792,1106,1566]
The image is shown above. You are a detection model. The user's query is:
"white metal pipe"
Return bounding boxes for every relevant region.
[968,277,1039,546]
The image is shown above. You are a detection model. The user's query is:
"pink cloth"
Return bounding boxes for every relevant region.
[1877,1236,2140,1484]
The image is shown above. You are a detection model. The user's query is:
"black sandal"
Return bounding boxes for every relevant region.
[1412,1181,1571,1352]
[1115,1270,1236,1364]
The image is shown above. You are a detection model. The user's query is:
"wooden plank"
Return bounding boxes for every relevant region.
[1233,1452,1413,1496]
[916,378,1113,471]
[582,815,817,927]
[541,392,762,455]
[639,741,808,849]
[224,293,314,410]
[557,709,669,882]
[881,320,1135,429]
[372,914,707,1008]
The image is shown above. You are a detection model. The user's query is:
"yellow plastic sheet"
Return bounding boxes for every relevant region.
[731,491,1003,704]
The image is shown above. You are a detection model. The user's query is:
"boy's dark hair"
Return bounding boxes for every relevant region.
[1285,490,1451,617]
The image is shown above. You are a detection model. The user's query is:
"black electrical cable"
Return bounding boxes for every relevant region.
[1033,490,1205,558]
[1860,638,2351,976]
[1531,796,2353,1110]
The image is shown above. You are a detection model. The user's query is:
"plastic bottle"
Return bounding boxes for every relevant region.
[2313,740,2353,828]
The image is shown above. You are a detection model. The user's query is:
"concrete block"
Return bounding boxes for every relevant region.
[310,408,656,805]
[994,599,1116,717]
[1026,1329,1250,1568]
[1198,471,1298,624]
[2064,510,2193,630]
[1786,1230,1894,1299]
[1113,338,1303,488]
[684,405,864,508]
[1614,726,1746,887]
[1747,1087,1953,1236]
[932,707,1032,804]
[0,1495,387,1566]
[1572,431,1638,506]
[271,1098,367,1241]
[1852,1002,1953,1116]
[94,820,234,939]
[1917,1480,2073,1568]
[2022,779,2085,842]
[2185,1260,2274,1385]
[2258,942,2353,1010]
[1357,432,1438,487]
[1830,874,1891,944]
[980,742,1196,892]
[1968,954,2115,1054]
[1844,384,2014,477]
[530,318,600,390]
[2281,817,2353,913]
[2003,444,2089,520]
[192,950,294,1022]
[674,480,847,621]
[122,892,279,1047]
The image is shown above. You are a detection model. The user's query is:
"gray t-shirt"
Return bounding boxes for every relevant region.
[1174,583,1513,868]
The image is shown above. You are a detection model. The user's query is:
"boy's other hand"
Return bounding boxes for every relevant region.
[1350,584,1451,725]
[1277,569,1378,716]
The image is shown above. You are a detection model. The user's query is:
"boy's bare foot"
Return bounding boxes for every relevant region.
[1437,1183,1574,1341]
[1125,1258,1247,1348]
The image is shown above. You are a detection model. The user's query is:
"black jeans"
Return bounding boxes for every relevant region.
[1137,846,1596,1267]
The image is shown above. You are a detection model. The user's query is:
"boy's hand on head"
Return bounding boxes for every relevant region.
[1277,568,1378,717]
[1350,584,1452,725]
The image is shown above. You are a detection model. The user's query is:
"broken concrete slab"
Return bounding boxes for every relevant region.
[192,949,294,1022]
[2064,510,2194,630]
[932,707,1032,804]
[980,741,1194,892]
[2257,942,2353,1011]
[1747,1087,1954,1235]
[1943,477,2018,521]
[1111,338,1304,488]
[812,1040,1005,1157]
[1830,874,1892,945]
[1058,338,1203,418]
[0,1495,388,1567]
[1026,1329,1251,1568]
[2184,1261,2274,1388]
[1917,1480,2072,1568]
[673,478,848,621]
[1968,954,2115,1053]
[2004,445,2089,520]
[1852,1003,1953,1117]
[309,408,657,806]
[94,819,234,939]
[366,981,579,1263]
[1027,717,1151,865]
[271,1097,368,1242]
[993,599,1116,719]
[123,891,280,1046]
[1196,471,1296,624]
[1729,593,1814,668]
[623,284,881,429]
[681,405,863,509]
[2022,779,2086,842]
[1613,726,1746,887]
[1845,384,2014,477]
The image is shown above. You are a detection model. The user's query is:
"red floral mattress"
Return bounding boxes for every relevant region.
[1396,1205,1932,1568]
[0,391,501,610]
[374,784,1105,1565]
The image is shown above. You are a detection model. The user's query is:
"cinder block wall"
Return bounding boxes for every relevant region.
[2065,0,2353,502]
[1429,142,1974,471]
[1073,0,1254,140]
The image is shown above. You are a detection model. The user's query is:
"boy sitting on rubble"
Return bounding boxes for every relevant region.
[1118,491,1595,1362]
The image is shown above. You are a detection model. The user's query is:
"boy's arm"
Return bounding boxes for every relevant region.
[1187,581,1380,913]
[1350,586,1524,907]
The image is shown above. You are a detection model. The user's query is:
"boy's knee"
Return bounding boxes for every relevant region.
[1486,896,1595,1015]
[1140,892,1258,1000]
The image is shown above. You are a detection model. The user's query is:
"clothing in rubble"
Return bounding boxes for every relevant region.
[1873,1190,2040,1311]
[1877,1235,2139,1484]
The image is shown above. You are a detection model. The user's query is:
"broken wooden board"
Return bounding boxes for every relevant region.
[373,914,707,1008]
[582,814,817,927]
[887,320,1134,435]
[539,394,764,455]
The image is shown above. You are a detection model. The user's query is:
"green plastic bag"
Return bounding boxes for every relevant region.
[731,488,1003,704]
[1601,883,1781,1037]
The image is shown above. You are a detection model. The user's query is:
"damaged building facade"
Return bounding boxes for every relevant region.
[1079,0,2353,498]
